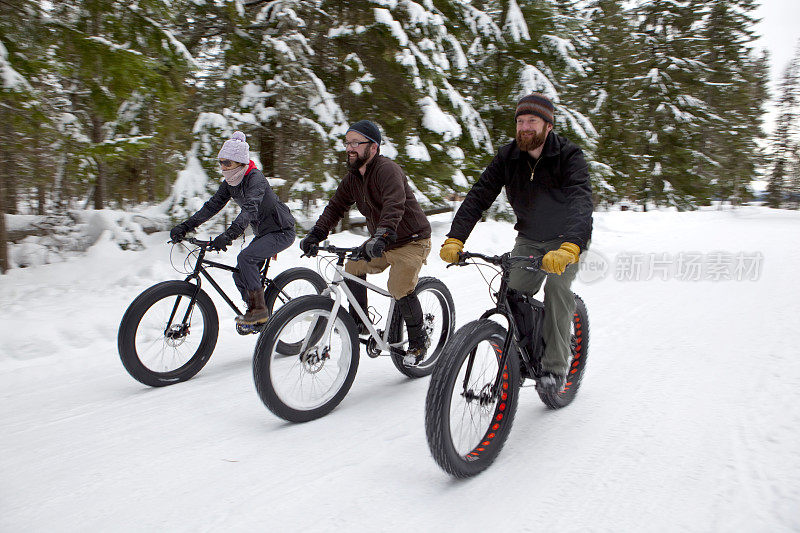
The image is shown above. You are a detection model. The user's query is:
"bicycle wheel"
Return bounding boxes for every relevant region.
[253,295,360,422]
[388,277,455,378]
[118,281,219,387]
[425,319,521,477]
[537,294,590,409]
[264,266,327,315]
[265,267,329,355]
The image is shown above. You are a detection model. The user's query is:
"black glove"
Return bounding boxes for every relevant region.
[170,222,191,243]
[299,227,326,256]
[360,227,396,261]
[211,233,232,251]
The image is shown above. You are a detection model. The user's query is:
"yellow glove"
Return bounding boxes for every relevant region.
[542,242,580,275]
[439,237,464,264]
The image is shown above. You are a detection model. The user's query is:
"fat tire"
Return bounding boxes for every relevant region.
[253,295,360,422]
[264,267,327,314]
[264,267,328,355]
[537,294,590,409]
[118,281,219,387]
[388,277,455,378]
[425,320,521,477]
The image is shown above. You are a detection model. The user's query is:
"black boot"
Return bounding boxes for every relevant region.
[345,274,369,335]
[536,372,566,395]
[396,293,428,366]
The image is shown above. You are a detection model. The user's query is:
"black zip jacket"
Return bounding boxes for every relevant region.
[448,132,593,250]
[186,162,295,239]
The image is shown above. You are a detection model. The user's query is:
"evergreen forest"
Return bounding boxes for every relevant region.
[1,0,799,272]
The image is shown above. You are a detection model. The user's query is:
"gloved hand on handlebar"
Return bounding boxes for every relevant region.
[299,227,327,256]
[439,237,464,264]
[169,222,192,243]
[542,242,580,275]
[358,227,396,261]
[210,233,232,252]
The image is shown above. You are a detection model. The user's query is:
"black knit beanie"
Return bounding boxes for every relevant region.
[515,93,555,124]
[346,120,381,144]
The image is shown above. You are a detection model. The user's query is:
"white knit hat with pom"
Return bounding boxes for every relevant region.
[218,131,250,164]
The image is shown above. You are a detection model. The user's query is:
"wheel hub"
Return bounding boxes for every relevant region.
[423,313,435,336]
[301,347,330,373]
[462,383,496,410]
[164,324,189,346]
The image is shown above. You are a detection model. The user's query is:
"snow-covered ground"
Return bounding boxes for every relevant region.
[1,207,799,531]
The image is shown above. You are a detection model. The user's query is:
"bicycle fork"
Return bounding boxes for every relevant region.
[461,311,539,403]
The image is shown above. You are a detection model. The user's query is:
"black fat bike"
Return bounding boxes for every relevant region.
[253,243,455,422]
[425,251,590,477]
[118,237,327,387]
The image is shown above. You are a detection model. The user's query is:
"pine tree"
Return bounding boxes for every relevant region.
[577,0,642,205]
[49,0,194,209]
[1,0,54,271]
[626,0,711,209]
[766,47,799,208]
[701,0,766,206]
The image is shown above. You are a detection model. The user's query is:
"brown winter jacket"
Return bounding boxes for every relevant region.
[313,155,431,249]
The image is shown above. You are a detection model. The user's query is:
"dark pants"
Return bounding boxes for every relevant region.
[232,228,295,300]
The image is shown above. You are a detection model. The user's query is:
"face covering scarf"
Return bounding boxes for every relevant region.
[222,165,247,186]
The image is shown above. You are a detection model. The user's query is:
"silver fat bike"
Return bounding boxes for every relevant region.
[252,243,455,422]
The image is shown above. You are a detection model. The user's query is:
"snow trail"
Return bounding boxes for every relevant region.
[1,208,799,531]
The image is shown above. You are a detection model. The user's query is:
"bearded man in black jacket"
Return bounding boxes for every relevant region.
[440,93,593,395]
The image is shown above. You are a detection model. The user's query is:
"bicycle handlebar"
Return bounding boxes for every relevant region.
[168,236,216,250]
[185,237,213,247]
[449,251,543,271]
[302,242,364,261]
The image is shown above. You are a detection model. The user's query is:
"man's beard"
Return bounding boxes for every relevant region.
[516,127,548,151]
[346,151,369,170]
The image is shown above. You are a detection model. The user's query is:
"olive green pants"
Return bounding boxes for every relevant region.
[344,238,432,300]
[508,235,580,377]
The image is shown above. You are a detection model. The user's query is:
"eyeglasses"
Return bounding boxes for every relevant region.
[343,141,371,149]
[218,159,236,167]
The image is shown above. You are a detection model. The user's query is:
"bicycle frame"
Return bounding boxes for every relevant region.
[456,253,543,399]
[178,238,276,318]
[310,246,405,355]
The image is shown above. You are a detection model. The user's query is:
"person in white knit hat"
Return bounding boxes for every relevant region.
[170,131,296,327]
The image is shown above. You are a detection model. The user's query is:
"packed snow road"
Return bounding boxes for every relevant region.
[1,208,798,531]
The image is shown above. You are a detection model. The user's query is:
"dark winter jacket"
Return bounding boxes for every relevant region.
[313,155,431,249]
[186,161,295,239]
[448,132,593,250]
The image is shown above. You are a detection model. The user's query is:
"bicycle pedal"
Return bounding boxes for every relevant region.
[236,323,260,335]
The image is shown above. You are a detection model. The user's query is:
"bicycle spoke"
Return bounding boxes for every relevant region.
[269,308,352,411]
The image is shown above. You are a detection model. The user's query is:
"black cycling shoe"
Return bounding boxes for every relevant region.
[536,372,566,395]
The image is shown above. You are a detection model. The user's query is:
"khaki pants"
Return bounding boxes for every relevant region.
[508,235,581,377]
[344,238,431,299]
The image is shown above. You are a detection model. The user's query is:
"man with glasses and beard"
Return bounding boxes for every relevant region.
[439,93,593,395]
[299,120,432,366]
